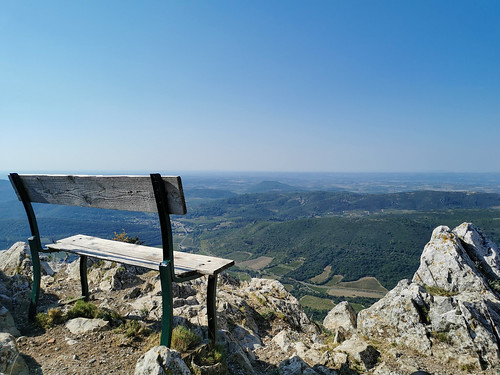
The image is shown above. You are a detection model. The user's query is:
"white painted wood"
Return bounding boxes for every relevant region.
[12,174,186,215]
[46,234,234,276]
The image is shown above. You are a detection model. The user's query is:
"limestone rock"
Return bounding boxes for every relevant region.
[322,301,356,340]
[219,330,256,375]
[65,318,109,334]
[272,329,298,352]
[244,278,318,334]
[0,306,20,337]
[453,222,500,280]
[0,332,29,375]
[0,242,31,277]
[278,355,320,375]
[333,336,379,371]
[232,324,262,350]
[134,346,191,375]
[359,223,500,372]
[358,279,432,354]
[412,225,491,294]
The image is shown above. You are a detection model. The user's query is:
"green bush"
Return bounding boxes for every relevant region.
[424,285,458,297]
[36,308,66,328]
[123,319,152,338]
[66,300,98,319]
[171,325,201,352]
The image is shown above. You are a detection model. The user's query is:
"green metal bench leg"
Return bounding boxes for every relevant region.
[207,274,218,345]
[79,255,89,301]
[159,261,174,347]
[28,237,41,320]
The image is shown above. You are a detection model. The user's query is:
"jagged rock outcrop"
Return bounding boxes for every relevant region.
[358,223,500,374]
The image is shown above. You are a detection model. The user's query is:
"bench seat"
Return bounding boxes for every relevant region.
[46,234,235,278]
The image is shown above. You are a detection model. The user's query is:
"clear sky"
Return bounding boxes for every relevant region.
[1,1,499,174]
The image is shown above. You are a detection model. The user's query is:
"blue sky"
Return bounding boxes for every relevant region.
[1,1,499,174]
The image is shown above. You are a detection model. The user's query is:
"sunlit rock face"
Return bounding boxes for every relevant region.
[358,223,500,372]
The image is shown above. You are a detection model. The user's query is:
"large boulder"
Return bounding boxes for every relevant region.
[134,346,191,375]
[323,301,356,331]
[0,332,29,375]
[65,318,109,334]
[0,306,20,337]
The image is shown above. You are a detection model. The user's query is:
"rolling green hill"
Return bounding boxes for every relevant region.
[189,209,500,289]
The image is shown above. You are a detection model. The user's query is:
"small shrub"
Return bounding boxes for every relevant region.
[190,343,228,374]
[460,363,477,372]
[424,285,458,297]
[171,325,201,353]
[430,331,452,345]
[139,306,149,319]
[253,294,266,306]
[97,308,124,327]
[113,230,145,245]
[276,311,286,321]
[66,300,98,319]
[35,308,66,328]
[260,308,276,321]
[320,328,340,352]
[123,319,151,338]
[197,343,225,366]
[489,279,500,292]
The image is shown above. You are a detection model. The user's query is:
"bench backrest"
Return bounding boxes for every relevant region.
[9,174,186,215]
[9,173,186,267]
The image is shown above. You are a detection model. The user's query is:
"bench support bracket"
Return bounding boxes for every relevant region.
[79,255,89,301]
[207,274,218,344]
[159,260,174,347]
[27,237,42,320]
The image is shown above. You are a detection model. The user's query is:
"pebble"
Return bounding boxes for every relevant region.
[89,358,96,364]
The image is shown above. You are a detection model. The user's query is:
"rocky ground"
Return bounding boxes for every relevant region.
[1,222,500,374]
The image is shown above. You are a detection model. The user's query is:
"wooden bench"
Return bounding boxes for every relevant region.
[9,173,234,346]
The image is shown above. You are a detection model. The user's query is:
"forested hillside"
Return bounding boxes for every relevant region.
[186,190,500,221]
[194,209,500,288]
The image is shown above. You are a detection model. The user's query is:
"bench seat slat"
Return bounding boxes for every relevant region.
[46,234,234,276]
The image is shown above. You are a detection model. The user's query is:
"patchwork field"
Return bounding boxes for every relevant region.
[309,265,332,284]
[326,287,386,299]
[336,276,388,292]
[239,256,274,270]
[300,295,335,311]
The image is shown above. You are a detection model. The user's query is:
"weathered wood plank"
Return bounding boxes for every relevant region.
[46,235,235,276]
[10,174,186,215]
